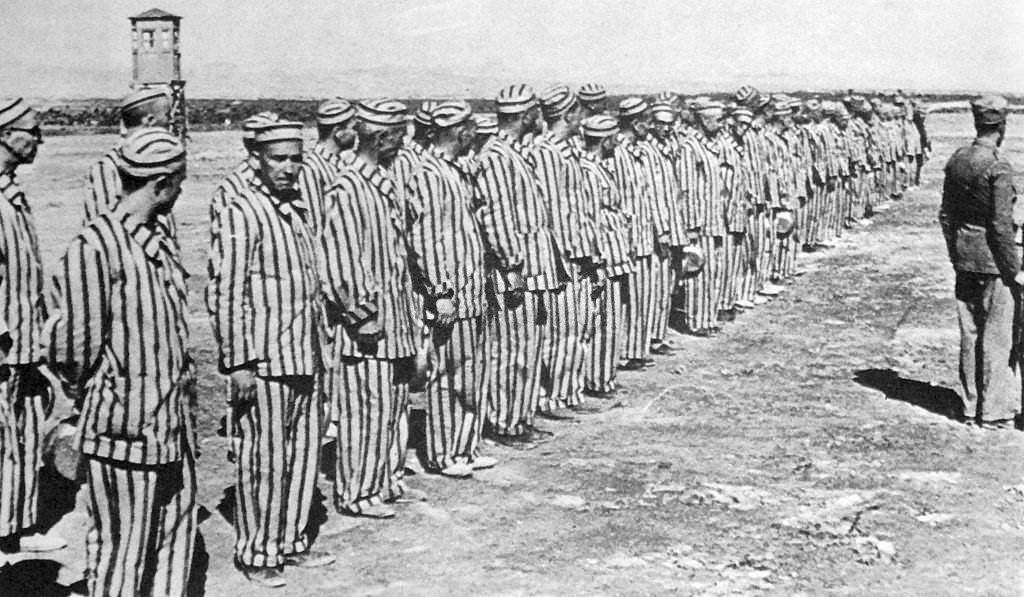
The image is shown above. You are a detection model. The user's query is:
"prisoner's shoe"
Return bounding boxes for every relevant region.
[283,551,336,569]
[470,456,499,470]
[618,358,647,371]
[392,487,429,503]
[526,426,555,442]
[538,407,577,421]
[440,462,474,478]
[759,283,785,296]
[649,342,675,356]
[346,503,397,519]
[19,531,67,553]
[752,296,769,306]
[239,565,287,589]
[734,299,755,310]
[584,388,617,400]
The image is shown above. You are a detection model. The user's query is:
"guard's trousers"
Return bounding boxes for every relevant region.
[541,276,594,411]
[85,450,197,597]
[231,375,320,568]
[487,290,546,436]
[955,272,1022,422]
[425,316,487,470]
[0,365,46,538]
[623,255,657,359]
[585,276,626,393]
[332,358,410,513]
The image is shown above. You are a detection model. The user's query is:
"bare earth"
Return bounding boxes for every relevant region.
[3,113,1024,596]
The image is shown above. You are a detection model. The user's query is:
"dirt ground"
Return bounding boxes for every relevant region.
[3,112,1024,596]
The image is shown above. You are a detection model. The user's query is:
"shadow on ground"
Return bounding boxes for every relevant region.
[854,368,963,420]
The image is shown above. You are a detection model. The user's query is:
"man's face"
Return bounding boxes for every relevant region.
[632,115,650,140]
[599,134,618,160]
[453,121,478,157]
[651,119,674,141]
[374,125,405,166]
[256,139,303,193]
[334,119,358,150]
[523,106,543,135]
[1,111,43,164]
[698,111,722,136]
[154,169,187,215]
[735,121,750,137]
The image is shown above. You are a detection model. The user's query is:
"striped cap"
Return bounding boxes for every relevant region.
[242,111,280,140]
[735,85,758,105]
[732,106,754,123]
[654,91,680,106]
[650,102,677,123]
[581,115,619,138]
[754,93,772,110]
[0,98,32,129]
[473,113,498,135]
[253,121,304,144]
[414,100,439,127]
[113,127,186,178]
[618,97,648,118]
[119,87,170,114]
[357,99,408,126]
[495,84,538,115]
[578,83,607,103]
[432,100,473,128]
[771,100,793,116]
[694,99,725,114]
[539,84,577,118]
[316,98,355,126]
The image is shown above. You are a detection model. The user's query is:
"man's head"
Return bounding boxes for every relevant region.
[732,106,753,137]
[119,87,172,131]
[581,115,619,160]
[0,99,43,166]
[617,97,649,142]
[578,83,608,117]
[971,94,1008,145]
[412,101,439,145]
[431,101,477,157]
[496,84,542,137]
[769,99,794,130]
[649,103,677,141]
[252,121,304,194]
[540,85,582,136]
[315,98,357,149]
[356,99,408,166]
[735,85,759,109]
[694,100,725,136]
[242,111,280,153]
[471,113,498,154]
[114,127,187,216]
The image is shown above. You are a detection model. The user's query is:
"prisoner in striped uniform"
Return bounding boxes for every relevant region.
[83,88,178,238]
[611,97,659,369]
[47,128,195,597]
[475,84,565,446]
[209,111,279,240]
[0,99,66,559]
[578,115,634,396]
[320,100,422,518]
[297,98,357,239]
[531,85,601,417]
[578,83,608,118]
[404,101,495,478]
[207,121,333,588]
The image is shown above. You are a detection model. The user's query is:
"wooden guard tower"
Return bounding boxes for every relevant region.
[129,8,187,140]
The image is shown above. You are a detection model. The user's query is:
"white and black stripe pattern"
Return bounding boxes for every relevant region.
[84,148,179,236]
[84,450,197,597]
[584,276,626,393]
[424,316,488,470]
[297,143,352,240]
[0,172,45,365]
[609,142,655,257]
[621,256,655,360]
[208,159,255,241]
[540,276,593,411]
[486,290,545,436]
[207,177,323,377]
[48,213,194,465]
[580,156,633,278]
[0,367,46,537]
[647,252,676,343]
[530,135,597,262]
[678,235,723,332]
[331,358,409,513]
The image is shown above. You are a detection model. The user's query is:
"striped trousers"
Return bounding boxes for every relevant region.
[649,249,677,344]
[231,375,320,568]
[721,232,747,310]
[0,365,47,538]
[679,236,724,333]
[623,255,657,359]
[541,276,594,411]
[85,450,197,597]
[585,276,626,393]
[486,290,545,436]
[425,316,487,471]
[332,358,411,513]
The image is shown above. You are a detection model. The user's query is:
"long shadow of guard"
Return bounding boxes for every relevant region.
[854,368,963,420]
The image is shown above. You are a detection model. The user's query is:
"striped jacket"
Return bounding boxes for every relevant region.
[84,148,178,237]
[47,213,193,465]
[404,147,487,320]
[392,142,430,205]
[530,133,599,262]
[207,177,323,377]
[720,135,748,234]
[209,159,256,239]
[609,140,656,256]
[641,138,684,246]
[0,172,46,365]
[320,156,417,361]
[474,132,564,292]
[297,143,355,239]
[680,132,728,236]
[580,154,634,278]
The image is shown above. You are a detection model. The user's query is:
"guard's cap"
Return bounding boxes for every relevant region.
[618,97,648,118]
[316,98,355,126]
[357,99,409,126]
[253,121,304,144]
[581,115,619,138]
[495,84,538,115]
[113,127,186,178]
[432,100,473,128]
[578,83,607,104]
[119,87,170,115]
[971,94,1008,125]
[0,98,33,129]
[539,85,577,119]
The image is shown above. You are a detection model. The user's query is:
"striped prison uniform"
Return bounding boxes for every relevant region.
[209,159,256,241]
[320,157,417,512]
[405,147,488,471]
[719,136,746,311]
[207,176,323,569]
[610,140,656,359]
[474,132,564,436]
[47,213,197,597]
[846,119,871,222]
[84,147,178,238]
[0,172,48,539]
[765,128,796,282]
[580,154,633,392]
[639,138,680,346]
[531,134,599,411]
[296,142,355,239]
[739,127,772,300]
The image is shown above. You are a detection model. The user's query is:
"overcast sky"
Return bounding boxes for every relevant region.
[4,0,1022,98]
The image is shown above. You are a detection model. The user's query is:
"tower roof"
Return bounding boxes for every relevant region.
[130,8,181,21]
